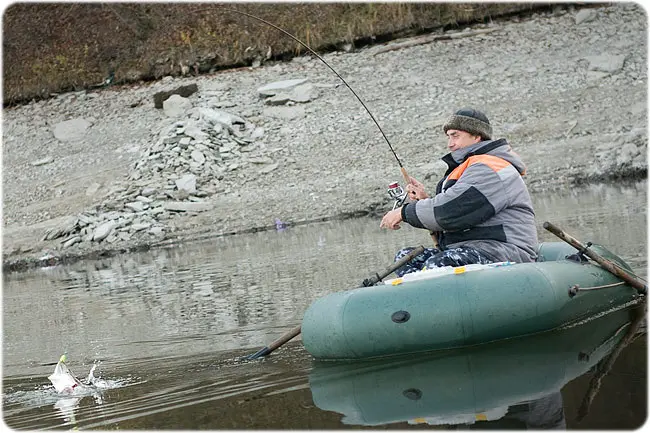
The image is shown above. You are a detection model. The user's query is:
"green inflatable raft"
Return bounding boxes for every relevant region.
[308,304,644,427]
[301,242,643,360]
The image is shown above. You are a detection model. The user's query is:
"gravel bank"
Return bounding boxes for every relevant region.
[3,4,647,271]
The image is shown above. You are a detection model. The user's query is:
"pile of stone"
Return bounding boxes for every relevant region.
[42,78,320,250]
[583,127,648,182]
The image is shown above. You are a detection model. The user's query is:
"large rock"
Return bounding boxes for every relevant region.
[52,118,92,142]
[175,174,197,193]
[153,83,198,109]
[190,150,205,165]
[92,220,117,242]
[616,142,640,165]
[575,9,597,25]
[163,95,193,118]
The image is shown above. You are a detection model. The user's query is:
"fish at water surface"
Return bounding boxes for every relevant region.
[47,354,103,394]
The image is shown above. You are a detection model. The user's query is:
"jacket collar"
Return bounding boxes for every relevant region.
[441,138,508,171]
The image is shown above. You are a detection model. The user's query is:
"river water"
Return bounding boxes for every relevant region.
[3,180,647,429]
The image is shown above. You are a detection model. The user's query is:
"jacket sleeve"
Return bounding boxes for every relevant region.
[402,162,515,232]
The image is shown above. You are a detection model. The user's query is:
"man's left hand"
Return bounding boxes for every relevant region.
[380,208,403,230]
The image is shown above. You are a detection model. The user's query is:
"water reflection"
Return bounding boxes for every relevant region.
[309,305,645,429]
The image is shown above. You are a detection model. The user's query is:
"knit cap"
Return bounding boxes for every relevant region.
[443,108,492,140]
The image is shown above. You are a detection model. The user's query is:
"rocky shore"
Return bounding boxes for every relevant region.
[3,3,647,272]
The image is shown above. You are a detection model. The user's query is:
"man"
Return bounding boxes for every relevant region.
[380,108,538,275]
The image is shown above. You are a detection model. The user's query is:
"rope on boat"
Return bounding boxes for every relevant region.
[568,281,626,297]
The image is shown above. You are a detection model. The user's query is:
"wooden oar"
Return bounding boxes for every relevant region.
[245,245,426,360]
[543,221,647,295]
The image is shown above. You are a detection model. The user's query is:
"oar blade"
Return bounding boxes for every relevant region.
[245,347,271,360]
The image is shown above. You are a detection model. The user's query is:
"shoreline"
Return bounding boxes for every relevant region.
[3,176,646,274]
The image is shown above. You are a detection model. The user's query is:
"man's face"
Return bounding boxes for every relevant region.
[446,129,482,152]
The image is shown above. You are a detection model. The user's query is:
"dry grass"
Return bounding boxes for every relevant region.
[3,3,547,105]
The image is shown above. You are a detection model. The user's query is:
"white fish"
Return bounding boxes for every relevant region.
[48,354,96,394]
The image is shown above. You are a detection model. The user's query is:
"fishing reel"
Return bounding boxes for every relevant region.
[387,182,408,210]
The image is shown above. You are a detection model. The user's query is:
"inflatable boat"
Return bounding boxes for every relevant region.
[308,304,644,426]
[301,242,643,360]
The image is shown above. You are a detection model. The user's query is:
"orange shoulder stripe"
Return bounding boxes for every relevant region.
[468,155,512,171]
[446,155,514,181]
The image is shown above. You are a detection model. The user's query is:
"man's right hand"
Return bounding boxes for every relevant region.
[407,176,429,200]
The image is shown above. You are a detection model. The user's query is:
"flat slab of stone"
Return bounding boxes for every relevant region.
[31,156,54,166]
[52,118,92,142]
[125,201,146,212]
[258,162,279,174]
[131,222,152,231]
[184,123,208,141]
[257,79,308,97]
[290,83,319,103]
[585,54,627,73]
[191,150,206,164]
[199,108,245,127]
[163,201,213,212]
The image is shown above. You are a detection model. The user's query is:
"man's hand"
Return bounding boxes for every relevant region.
[380,208,403,230]
[406,176,429,200]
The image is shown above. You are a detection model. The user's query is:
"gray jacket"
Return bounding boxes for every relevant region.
[401,139,538,262]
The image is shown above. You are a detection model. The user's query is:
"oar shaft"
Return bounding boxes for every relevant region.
[361,245,425,287]
[543,222,647,295]
[246,325,301,360]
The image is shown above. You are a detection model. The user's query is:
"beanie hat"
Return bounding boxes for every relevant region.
[443,108,492,140]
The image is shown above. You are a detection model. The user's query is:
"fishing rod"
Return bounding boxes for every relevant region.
[222,8,410,182]
[223,8,439,248]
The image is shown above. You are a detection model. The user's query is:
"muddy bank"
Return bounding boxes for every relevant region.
[3,3,647,272]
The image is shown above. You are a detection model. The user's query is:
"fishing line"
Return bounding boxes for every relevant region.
[222,8,404,168]
[223,7,439,247]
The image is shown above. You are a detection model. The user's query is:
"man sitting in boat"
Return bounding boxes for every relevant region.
[379,108,538,276]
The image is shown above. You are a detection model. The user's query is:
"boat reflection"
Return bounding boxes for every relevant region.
[308,304,645,428]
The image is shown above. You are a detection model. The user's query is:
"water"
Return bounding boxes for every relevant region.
[3,180,647,429]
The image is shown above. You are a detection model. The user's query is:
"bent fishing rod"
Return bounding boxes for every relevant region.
[223,8,439,249]
[223,8,408,179]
